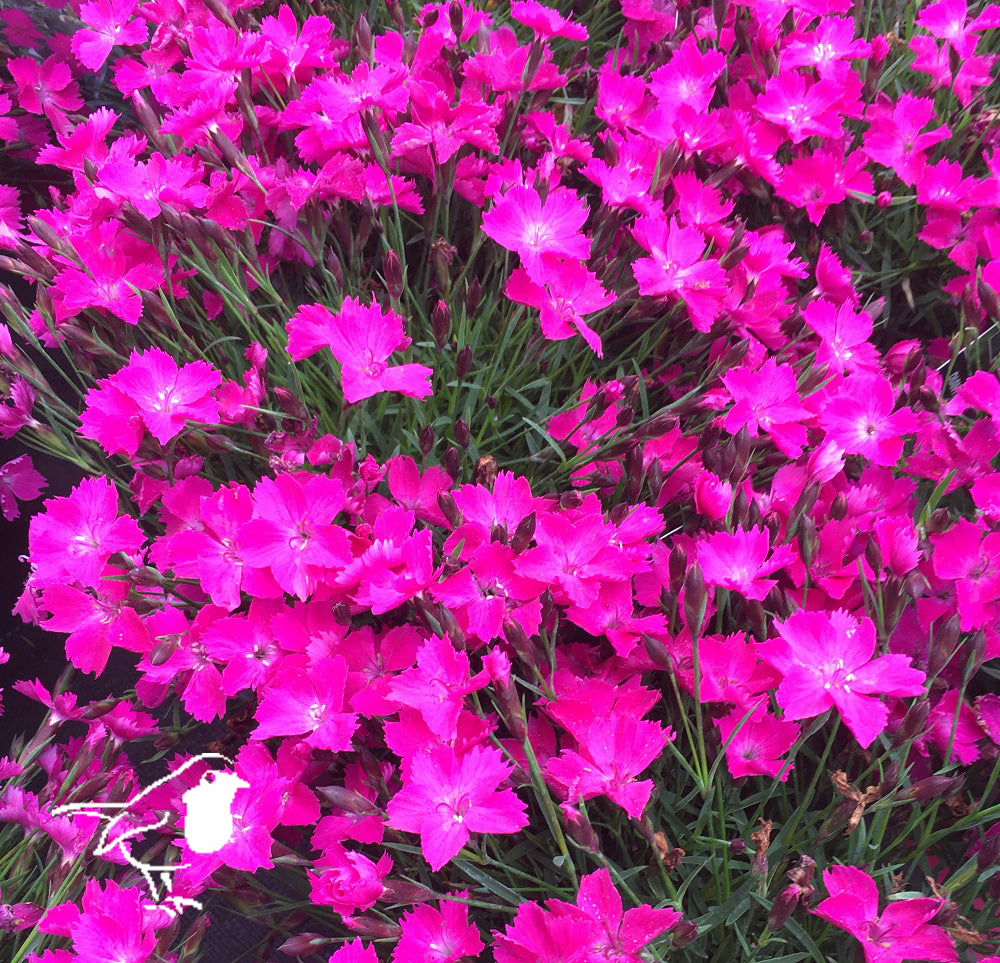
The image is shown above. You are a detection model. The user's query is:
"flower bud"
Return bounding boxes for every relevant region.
[465,277,482,316]
[625,444,644,501]
[510,512,536,553]
[668,545,688,595]
[353,14,373,61]
[830,493,848,520]
[562,805,601,853]
[444,446,461,481]
[381,879,434,905]
[925,507,951,535]
[456,345,473,381]
[694,471,732,522]
[644,633,671,668]
[767,885,801,931]
[278,934,336,956]
[432,300,451,348]
[503,618,536,665]
[420,424,435,457]
[437,491,461,527]
[928,613,962,677]
[892,699,929,747]
[897,773,965,802]
[636,415,677,439]
[670,920,698,948]
[560,491,583,510]
[454,418,471,448]
[382,250,403,301]
[316,786,378,816]
[683,564,708,640]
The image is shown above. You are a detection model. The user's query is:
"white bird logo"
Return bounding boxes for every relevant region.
[52,752,249,917]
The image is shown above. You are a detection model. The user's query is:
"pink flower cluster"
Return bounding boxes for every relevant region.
[0,0,999,959]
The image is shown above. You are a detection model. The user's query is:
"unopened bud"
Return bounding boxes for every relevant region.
[432,300,451,348]
[644,633,671,668]
[670,920,698,948]
[893,699,929,747]
[668,545,688,596]
[897,773,965,803]
[928,613,962,677]
[150,637,178,666]
[444,446,461,481]
[503,619,536,665]
[563,806,601,853]
[454,418,470,448]
[465,278,482,316]
[683,564,708,640]
[510,512,536,553]
[767,885,801,931]
[79,698,119,720]
[380,879,434,904]
[278,934,336,956]
[437,491,461,527]
[925,507,951,535]
[420,424,435,457]
[353,14,373,60]
[449,0,464,36]
[456,345,473,381]
[382,250,403,301]
[625,444,644,501]
[830,493,848,520]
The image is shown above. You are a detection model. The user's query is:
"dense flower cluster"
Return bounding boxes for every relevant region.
[0,0,998,960]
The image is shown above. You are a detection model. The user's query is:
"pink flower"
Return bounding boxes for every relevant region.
[505,261,613,356]
[721,358,810,458]
[393,899,484,963]
[28,477,144,590]
[761,609,926,748]
[716,703,799,781]
[286,299,432,403]
[801,299,880,375]
[0,455,45,522]
[330,939,378,963]
[775,147,873,225]
[387,635,489,741]
[631,216,727,331]
[545,711,672,818]
[930,519,1000,630]
[463,27,567,93]
[482,185,590,276]
[755,72,845,144]
[71,0,148,71]
[510,0,588,40]
[239,472,351,600]
[39,878,162,963]
[811,865,957,963]
[252,656,359,751]
[106,348,221,446]
[386,745,527,871]
[819,374,919,467]
[40,576,151,676]
[693,471,733,521]
[308,843,391,919]
[697,527,796,602]
[493,868,681,963]
[7,56,82,117]
[863,94,950,186]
